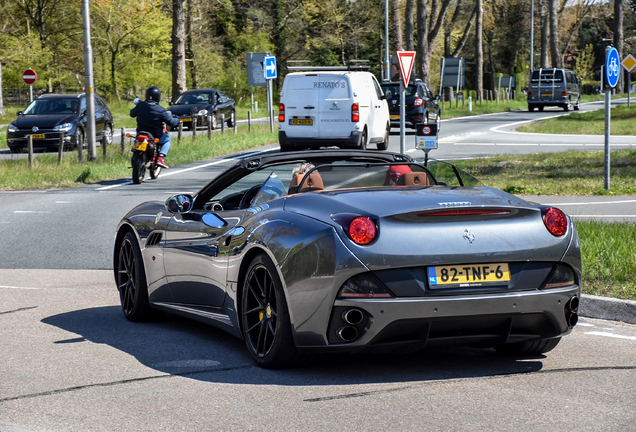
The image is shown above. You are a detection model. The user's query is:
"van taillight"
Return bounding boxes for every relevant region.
[351,103,359,122]
[527,92,532,97]
[279,103,285,122]
[562,91,568,97]
[413,98,424,107]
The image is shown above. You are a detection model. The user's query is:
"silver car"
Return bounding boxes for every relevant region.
[114,150,581,368]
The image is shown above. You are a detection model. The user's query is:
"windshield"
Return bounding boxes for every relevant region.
[175,92,213,104]
[530,69,564,83]
[23,98,80,115]
[381,85,417,98]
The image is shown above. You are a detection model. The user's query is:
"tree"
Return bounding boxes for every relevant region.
[475,0,483,94]
[540,0,549,68]
[416,0,454,86]
[405,0,415,51]
[549,0,562,67]
[614,0,624,91]
[172,0,186,100]
[391,0,403,51]
[574,43,595,83]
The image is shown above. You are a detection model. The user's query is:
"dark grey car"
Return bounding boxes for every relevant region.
[168,89,235,130]
[114,150,581,369]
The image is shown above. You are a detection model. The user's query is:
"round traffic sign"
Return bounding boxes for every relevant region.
[22,68,38,85]
[422,126,431,135]
[605,47,619,88]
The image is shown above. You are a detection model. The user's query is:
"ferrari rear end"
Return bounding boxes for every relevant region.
[283,185,581,356]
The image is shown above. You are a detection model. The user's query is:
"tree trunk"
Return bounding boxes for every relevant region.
[444,0,463,57]
[391,0,403,51]
[548,0,561,67]
[0,62,5,116]
[416,0,429,85]
[186,0,199,88]
[172,0,187,101]
[475,0,483,93]
[540,0,549,68]
[452,5,476,58]
[614,0,624,91]
[405,0,414,51]
[111,50,119,100]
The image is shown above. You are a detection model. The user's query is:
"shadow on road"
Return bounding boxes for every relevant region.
[42,306,550,387]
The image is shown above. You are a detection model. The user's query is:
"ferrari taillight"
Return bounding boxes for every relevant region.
[348,217,376,245]
[540,206,568,236]
[413,98,424,107]
[351,103,359,122]
[279,103,285,122]
[418,209,511,217]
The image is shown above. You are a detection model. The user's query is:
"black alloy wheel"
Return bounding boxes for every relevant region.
[359,129,367,151]
[227,110,236,127]
[241,254,303,368]
[116,232,157,321]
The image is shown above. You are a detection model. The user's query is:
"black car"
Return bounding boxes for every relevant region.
[169,89,235,130]
[380,80,441,130]
[7,94,114,153]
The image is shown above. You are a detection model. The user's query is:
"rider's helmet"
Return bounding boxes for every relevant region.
[145,86,162,103]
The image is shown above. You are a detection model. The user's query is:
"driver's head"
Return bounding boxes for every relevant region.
[145,86,162,103]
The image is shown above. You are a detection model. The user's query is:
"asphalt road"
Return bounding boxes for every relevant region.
[1,269,635,431]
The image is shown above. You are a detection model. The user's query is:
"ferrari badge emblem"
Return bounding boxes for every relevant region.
[463,228,475,245]
[155,212,162,225]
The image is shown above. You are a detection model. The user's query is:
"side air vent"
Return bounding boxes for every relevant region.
[146,232,163,247]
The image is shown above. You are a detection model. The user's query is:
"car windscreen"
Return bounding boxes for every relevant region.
[381,85,416,98]
[295,163,435,192]
[175,92,212,104]
[23,98,80,115]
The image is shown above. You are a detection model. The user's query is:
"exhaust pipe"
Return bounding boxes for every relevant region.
[342,309,364,325]
[567,312,578,327]
[337,326,359,342]
[567,296,579,312]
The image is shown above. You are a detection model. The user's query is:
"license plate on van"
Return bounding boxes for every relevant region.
[290,119,313,126]
[542,93,553,97]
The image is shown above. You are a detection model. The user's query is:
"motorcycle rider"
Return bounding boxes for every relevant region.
[130,86,180,169]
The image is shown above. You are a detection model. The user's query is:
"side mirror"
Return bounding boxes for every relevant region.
[166,194,194,213]
[435,95,441,101]
[17,111,23,116]
[380,94,386,100]
[168,101,173,106]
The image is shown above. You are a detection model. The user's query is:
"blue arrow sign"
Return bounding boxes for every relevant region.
[605,47,620,88]
[264,56,277,79]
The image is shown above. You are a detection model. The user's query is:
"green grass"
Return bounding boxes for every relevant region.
[0,124,277,190]
[517,104,636,135]
[577,221,636,300]
[453,150,636,196]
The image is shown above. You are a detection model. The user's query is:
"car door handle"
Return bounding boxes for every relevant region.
[304,106,315,109]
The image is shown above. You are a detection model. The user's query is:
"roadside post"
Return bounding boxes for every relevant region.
[264,55,277,132]
[27,135,33,169]
[604,46,620,191]
[415,123,438,166]
[120,127,126,152]
[22,68,37,103]
[396,50,416,154]
[58,133,64,164]
[620,54,635,108]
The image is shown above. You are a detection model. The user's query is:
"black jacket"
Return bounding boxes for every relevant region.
[130,100,180,139]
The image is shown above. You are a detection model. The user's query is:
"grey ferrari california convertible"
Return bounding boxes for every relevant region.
[114,150,581,368]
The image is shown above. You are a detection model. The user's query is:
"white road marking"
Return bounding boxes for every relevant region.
[0,285,45,290]
[571,215,636,218]
[95,150,270,191]
[586,331,636,341]
[540,199,636,206]
[153,359,220,368]
[577,323,595,327]
[13,211,51,214]
[55,201,73,204]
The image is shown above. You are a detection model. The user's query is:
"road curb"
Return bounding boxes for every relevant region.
[580,294,636,324]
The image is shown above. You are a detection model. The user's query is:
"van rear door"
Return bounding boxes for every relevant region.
[283,75,320,138]
[317,74,351,138]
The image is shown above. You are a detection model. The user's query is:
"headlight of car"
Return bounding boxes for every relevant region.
[197,109,208,116]
[8,124,18,133]
[53,123,73,132]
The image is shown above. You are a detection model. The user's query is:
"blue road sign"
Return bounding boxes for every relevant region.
[605,47,620,88]
[264,56,277,79]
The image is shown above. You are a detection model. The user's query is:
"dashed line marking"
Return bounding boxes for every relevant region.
[586,331,636,341]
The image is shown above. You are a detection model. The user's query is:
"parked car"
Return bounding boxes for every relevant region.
[7,94,114,153]
[278,66,390,151]
[527,68,581,112]
[114,149,581,369]
[380,80,441,130]
[169,89,235,130]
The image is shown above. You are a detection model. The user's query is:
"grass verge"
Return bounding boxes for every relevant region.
[517,104,636,135]
[0,124,277,190]
[577,220,636,300]
[453,149,636,196]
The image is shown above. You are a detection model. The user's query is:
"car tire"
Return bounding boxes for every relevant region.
[538,105,544,112]
[75,128,84,150]
[494,337,561,356]
[116,232,161,321]
[573,98,580,111]
[131,153,146,184]
[241,254,305,369]
[377,124,389,151]
[227,110,236,127]
[528,105,535,112]
[359,128,367,151]
[102,124,113,146]
[563,102,570,112]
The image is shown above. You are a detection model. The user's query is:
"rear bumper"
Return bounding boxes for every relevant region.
[278,131,363,149]
[298,285,580,353]
[388,108,426,128]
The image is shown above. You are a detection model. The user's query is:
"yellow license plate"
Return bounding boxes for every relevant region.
[181,117,192,122]
[289,119,313,126]
[428,263,510,288]
[390,114,400,120]
[28,134,45,139]
[541,93,553,97]
[133,141,147,151]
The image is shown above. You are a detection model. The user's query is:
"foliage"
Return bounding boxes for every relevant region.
[574,44,595,84]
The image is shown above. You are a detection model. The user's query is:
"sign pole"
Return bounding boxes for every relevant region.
[396,50,416,154]
[604,46,620,191]
[604,88,611,190]
[400,80,405,153]
[29,85,33,103]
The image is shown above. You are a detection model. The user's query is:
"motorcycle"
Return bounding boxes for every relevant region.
[127,130,163,184]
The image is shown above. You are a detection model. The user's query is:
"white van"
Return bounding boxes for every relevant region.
[278,68,390,151]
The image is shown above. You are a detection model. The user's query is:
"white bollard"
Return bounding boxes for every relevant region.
[255,101,258,113]
[468,96,472,112]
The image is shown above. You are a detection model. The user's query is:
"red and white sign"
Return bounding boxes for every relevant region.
[396,51,416,88]
[22,68,38,85]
